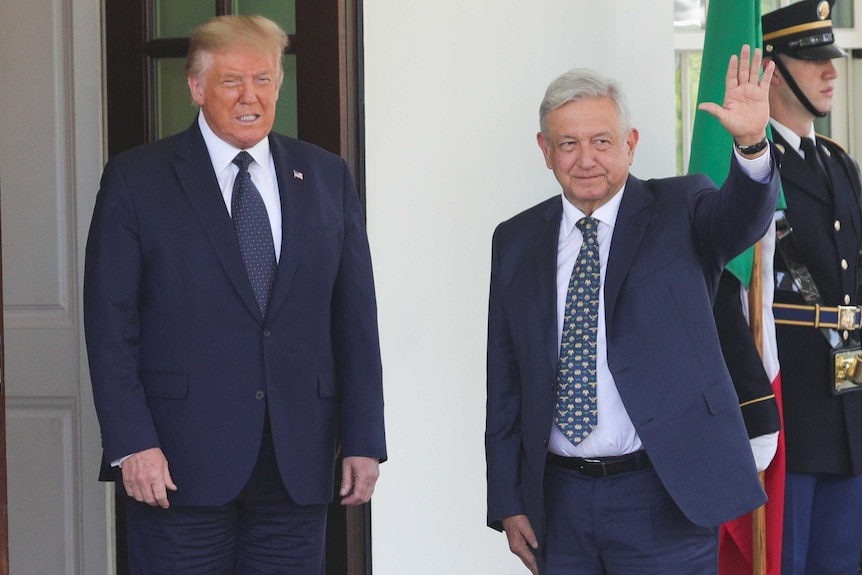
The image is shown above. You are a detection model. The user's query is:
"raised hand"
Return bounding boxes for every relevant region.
[697,44,775,148]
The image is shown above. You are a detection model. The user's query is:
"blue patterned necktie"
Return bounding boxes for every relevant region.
[556,216,600,445]
[232,151,276,318]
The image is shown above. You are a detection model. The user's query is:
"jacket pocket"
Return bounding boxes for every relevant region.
[703,380,737,415]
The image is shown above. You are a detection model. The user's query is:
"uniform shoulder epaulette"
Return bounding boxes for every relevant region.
[816,133,848,154]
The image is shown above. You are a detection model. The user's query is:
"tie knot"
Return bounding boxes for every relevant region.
[233,151,254,173]
[800,137,817,156]
[576,216,598,239]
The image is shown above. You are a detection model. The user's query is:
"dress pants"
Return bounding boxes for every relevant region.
[540,463,718,575]
[781,471,862,575]
[123,427,328,575]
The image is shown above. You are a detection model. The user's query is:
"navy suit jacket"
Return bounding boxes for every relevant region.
[486,153,779,540]
[84,121,386,507]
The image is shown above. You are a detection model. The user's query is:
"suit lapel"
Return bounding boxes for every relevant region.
[604,176,653,325]
[173,123,263,321]
[534,199,564,373]
[265,134,304,322]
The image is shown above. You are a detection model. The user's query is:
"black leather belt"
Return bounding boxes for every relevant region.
[547,451,652,477]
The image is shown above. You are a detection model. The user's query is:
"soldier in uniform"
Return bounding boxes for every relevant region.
[762,1,862,573]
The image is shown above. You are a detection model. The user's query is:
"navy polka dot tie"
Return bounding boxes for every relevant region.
[232,151,276,318]
[556,216,600,445]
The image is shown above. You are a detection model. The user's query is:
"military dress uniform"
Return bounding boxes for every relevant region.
[759,1,862,572]
[771,128,862,574]
[773,130,862,476]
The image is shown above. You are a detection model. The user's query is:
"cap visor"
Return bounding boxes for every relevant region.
[791,43,848,59]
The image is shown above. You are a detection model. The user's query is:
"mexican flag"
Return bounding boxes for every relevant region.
[688,1,784,574]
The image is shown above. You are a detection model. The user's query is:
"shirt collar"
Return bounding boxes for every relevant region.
[560,184,626,238]
[197,113,273,174]
[769,118,816,154]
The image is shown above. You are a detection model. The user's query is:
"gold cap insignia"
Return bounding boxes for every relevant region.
[817,0,830,20]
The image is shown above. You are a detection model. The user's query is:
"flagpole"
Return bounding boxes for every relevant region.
[748,239,767,575]
[688,1,774,571]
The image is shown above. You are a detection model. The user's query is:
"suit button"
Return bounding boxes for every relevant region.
[835,220,842,231]
[255,390,265,400]
[841,259,849,270]
[846,294,852,305]
[263,330,271,337]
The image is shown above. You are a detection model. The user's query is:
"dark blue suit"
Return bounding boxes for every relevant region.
[486,154,779,566]
[84,121,385,517]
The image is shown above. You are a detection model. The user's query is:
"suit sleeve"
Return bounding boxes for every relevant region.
[693,149,781,273]
[84,158,161,465]
[714,271,780,438]
[330,159,387,462]
[485,227,525,530]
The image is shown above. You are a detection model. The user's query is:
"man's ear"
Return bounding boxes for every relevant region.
[625,128,639,165]
[764,57,782,86]
[537,132,552,169]
[188,76,205,106]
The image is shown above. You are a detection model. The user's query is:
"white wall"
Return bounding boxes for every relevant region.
[363,2,675,573]
[0,0,678,571]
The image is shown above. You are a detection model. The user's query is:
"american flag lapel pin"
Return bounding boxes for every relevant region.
[293,169,304,180]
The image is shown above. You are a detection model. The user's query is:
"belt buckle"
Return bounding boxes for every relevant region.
[837,305,861,331]
[583,458,608,477]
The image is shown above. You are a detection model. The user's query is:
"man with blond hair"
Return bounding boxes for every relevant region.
[85,14,386,573]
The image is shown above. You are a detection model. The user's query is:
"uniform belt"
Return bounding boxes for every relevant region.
[773,303,862,331]
[547,450,651,477]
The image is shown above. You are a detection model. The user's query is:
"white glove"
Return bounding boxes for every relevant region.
[750,431,779,472]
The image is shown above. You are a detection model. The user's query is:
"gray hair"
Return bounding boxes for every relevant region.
[539,68,632,138]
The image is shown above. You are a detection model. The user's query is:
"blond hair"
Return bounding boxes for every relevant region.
[186,15,289,84]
